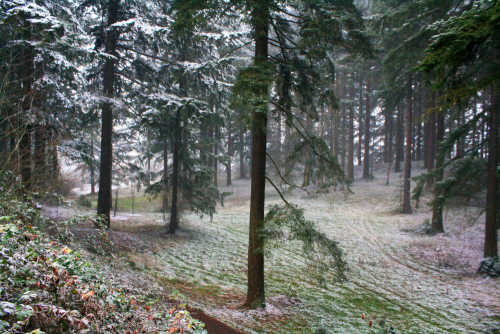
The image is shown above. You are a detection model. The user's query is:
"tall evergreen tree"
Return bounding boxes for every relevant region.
[418,0,500,258]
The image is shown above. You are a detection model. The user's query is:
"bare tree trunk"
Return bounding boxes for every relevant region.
[245,0,269,309]
[456,110,465,157]
[484,84,499,258]
[239,127,245,179]
[214,128,218,187]
[472,96,477,151]
[169,107,181,234]
[395,105,403,173]
[147,129,151,185]
[97,0,120,228]
[276,114,282,166]
[363,75,371,179]
[347,82,354,181]
[431,108,445,233]
[302,115,312,187]
[90,133,96,195]
[385,110,394,165]
[402,73,413,214]
[426,93,437,189]
[423,108,429,169]
[340,108,346,169]
[163,134,169,220]
[357,75,363,166]
[416,87,423,161]
[227,117,232,186]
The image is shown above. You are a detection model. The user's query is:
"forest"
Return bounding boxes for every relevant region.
[0,0,499,333]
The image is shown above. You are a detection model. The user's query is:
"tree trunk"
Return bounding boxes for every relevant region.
[395,105,403,173]
[163,134,169,219]
[426,93,437,188]
[431,109,445,233]
[90,133,96,195]
[363,76,371,179]
[169,107,182,234]
[340,108,346,169]
[97,0,119,228]
[302,115,312,187]
[214,128,219,186]
[484,84,499,258]
[423,111,429,169]
[20,16,33,192]
[416,117,422,161]
[227,117,232,186]
[456,110,464,157]
[277,114,282,166]
[331,109,338,159]
[386,110,393,165]
[357,76,363,166]
[245,0,269,309]
[347,82,354,181]
[239,127,245,179]
[402,73,413,214]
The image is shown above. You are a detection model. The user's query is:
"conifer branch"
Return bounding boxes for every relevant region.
[265,153,310,195]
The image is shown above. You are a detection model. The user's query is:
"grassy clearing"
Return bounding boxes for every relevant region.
[78,192,164,213]
[66,164,500,333]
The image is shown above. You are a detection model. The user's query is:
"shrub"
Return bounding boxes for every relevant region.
[75,195,92,208]
[0,170,206,333]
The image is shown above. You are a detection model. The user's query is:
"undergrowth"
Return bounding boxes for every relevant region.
[0,171,206,334]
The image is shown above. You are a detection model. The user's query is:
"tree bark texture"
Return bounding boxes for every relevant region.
[97,0,120,228]
[395,105,403,173]
[169,107,182,234]
[357,76,363,166]
[227,117,232,186]
[90,134,96,195]
[402,73,413,214]
[484,84,499,258]
[214,128,219,186]
[245,0,269,309]
[363,76,371,179]
[431,109,445,233]
[347,83,354,181]
[426,93,437,189]
[240,127,245,179]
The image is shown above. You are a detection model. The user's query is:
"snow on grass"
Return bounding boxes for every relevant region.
[64,163,500,333]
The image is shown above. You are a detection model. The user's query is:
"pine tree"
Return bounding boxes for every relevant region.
[418,0,500,257]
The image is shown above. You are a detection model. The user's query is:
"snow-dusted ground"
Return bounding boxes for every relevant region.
[51,162,500,333]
